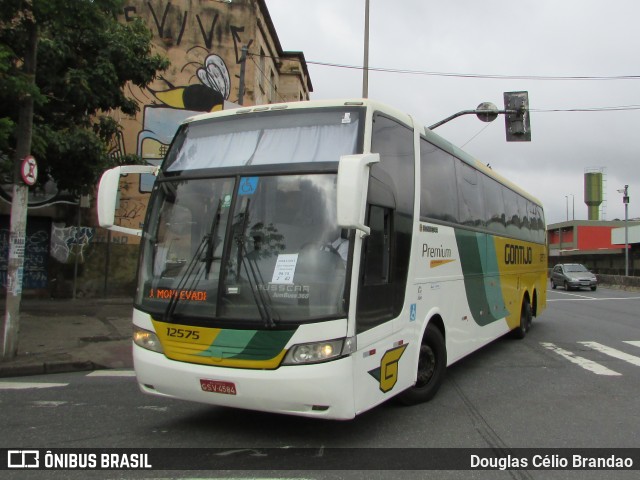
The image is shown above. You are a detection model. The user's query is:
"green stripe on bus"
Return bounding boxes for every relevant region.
[197,329,295,360]
[455,229,508,326]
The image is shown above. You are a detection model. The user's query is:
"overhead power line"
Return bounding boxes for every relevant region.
[303,59,640,82]
[246,51,640,112]
[248,50,640,82]
[533,105,640,112]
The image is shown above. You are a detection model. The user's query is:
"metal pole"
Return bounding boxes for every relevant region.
[103,230,111,298]
[362,0,369,98]
[565,196,568,222]
[624,185,629,276]
[72,202,81,300]
[559,228,563,256]
[238,45,247,106]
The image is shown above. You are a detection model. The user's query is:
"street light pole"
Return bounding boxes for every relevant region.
[570,194,575,220]
[362,0,370,98]
[623,185,629,276]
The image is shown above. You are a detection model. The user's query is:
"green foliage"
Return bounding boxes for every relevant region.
[0,0,168,194]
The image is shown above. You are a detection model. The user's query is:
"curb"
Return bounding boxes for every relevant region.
[0,360,99,378]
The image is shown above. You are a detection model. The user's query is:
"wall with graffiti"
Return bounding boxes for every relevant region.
[106,0,282,239]
[1,214,118,298]
[0,217,51,291]
[72,0,309,298]
[0,2,309,298]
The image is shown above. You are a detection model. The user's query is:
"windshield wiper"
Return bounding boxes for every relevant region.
[163,234,209,322]
[204,199,223,279]
[164,200,222,322]
[235,199,279,328]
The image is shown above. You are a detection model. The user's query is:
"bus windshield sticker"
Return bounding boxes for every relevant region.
[271,253,299,284]
[341,112,352,124]
[238,177,258,195]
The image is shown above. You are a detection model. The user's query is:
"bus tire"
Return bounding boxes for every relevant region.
[397,323,446,406]
[511,300,532,339]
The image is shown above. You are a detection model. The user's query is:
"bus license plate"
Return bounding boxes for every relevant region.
[200,379,237,395]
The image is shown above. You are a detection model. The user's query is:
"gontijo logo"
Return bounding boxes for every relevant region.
[368,343,409,393]
[504,243,533,265]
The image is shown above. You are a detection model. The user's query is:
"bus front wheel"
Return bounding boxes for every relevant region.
[397,323,446,405]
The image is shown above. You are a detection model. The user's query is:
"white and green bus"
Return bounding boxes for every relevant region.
[98,99,547,420]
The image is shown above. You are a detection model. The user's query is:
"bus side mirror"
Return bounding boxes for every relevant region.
[337,153,380,235]
[97,165,159,237]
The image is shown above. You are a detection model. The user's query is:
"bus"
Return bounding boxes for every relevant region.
[97,99,547,420]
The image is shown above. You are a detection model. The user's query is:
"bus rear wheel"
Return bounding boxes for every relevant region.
[397,323,446,405]
[511,300,532,339]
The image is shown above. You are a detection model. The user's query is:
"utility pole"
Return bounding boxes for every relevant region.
[623,185,629,277]
[362,0,370,98]
[2,20,38,360]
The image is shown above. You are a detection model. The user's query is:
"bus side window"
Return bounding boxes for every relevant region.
[363,205,391,285]
[356,113,414,333]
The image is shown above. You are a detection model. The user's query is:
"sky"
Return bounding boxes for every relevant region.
[264,0,640,225]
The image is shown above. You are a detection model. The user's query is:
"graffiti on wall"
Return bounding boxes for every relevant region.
[0,217,51,289]
[124,2,253,54]
[109,1,258,230]
[120,1,257,193]
[113,197,147,230]
[151,52,231,111]
[50,223,96,264]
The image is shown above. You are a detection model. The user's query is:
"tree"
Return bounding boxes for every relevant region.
[0,0,169,194]
[0,0,168,359]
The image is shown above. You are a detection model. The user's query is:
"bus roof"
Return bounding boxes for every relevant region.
[182,98,543,207]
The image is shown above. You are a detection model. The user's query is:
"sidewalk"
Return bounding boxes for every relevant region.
[0,297,134,378]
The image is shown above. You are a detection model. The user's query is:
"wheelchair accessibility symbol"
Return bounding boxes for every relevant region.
[238,177,259,195]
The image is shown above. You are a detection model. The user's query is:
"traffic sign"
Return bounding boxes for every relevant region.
[20,155,38,186]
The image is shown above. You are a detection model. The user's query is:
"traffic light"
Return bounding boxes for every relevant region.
[504,91,531,142]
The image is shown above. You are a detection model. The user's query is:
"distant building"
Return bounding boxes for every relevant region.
[548,220,640,275]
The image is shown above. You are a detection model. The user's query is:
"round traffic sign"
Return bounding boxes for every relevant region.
[20,155,38,186]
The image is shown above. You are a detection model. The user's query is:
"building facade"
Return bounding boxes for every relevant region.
[107,0,312,235]
[1,0,312,298]
[548,220,640,275]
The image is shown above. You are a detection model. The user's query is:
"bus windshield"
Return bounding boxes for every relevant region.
[134,106,367,325]
[137,174,349,325]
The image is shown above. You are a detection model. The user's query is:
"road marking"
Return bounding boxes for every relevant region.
[624,341,640,349]
[540,342,621,376]
[579,341,640,367]
[547,290,596,300]
[87,370,135,377]
[31,401,67,407]
[0,382,68,390]
[138,405,169,412]
[547,295,640,302]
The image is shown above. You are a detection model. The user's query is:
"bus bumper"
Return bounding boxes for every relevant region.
[133,345,357,420]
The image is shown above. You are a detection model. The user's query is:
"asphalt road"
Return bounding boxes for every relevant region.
[2,286,640,480]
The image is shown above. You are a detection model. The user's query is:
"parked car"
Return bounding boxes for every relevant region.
[551,263,597,291]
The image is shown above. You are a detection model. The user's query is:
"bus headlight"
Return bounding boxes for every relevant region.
[133,326,164,354]
[282,337,356,365]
